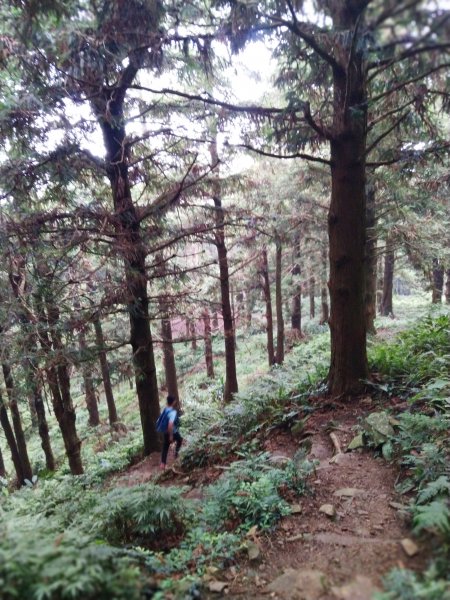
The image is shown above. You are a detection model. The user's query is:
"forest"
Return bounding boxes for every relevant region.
[0,0,449,598]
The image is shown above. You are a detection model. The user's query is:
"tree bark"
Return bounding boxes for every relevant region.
[320,244,329,325]
[0,445,5,478]
[78,324,100,427]
[291,232,302,333]
[190,318,197,350]
[431,258,444,304]
[210,135,238,402]
[381,235,395,316]
[260,247,275,366]
[7,259,55,470]
[327,2,369,396]
[98,87,160,454]
[0,390,24,485]
[34,281,84,475]
[202,308,215,378]
[275,237,285,364]
[93,317,118,425]
[157,261,179,405]
[445,269,450,304]
[309,276,315,319]
[364,183,377,334]
[1,362,34,481]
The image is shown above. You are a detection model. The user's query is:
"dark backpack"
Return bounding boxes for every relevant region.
[156,408,170,433]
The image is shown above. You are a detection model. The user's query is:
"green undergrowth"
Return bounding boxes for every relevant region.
[0,328,325,599]
[0,450,315,599]
[180,332,329,470]
[368,313,450,598]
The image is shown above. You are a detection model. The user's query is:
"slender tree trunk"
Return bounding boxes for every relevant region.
[230,283,237,350]
[190,318,197,350]
[7,260,54,470]
[158,288,179,405]
[431,258,444,304]
[212,311,219,330]
[376,252,384,314]
[327,2,369,395]
[260,248,275,366]
[99,98,160,455]
[320,244,329,325]
[210,135,238,402]
[246,288,254,329]
[291,232,302,333]
[381,235,395,316]
[0,445,5,478]
[93,317,118,425]
[445,269,450,304]
[78,325,100,427]
[1,363,34,481]
[309,276,315,319]
[0,390,24,485]
[34,283,83,475]
[275,237,285,364]
[202,308,215,378]
[365,183,377,334]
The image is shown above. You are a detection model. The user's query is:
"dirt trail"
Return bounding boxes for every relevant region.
[113,403,426,599]
[220,404,426,599]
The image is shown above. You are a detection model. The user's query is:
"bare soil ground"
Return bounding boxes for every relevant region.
[113,400,427,599]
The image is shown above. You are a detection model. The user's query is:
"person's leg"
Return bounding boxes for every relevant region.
[160,434,171,468]
[174,432,183,458]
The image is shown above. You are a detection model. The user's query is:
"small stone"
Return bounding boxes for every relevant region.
[247,541,261,561]
[319,504,336,518]
[332,575,378,600]
[267,569,328,599]
[208,581,228,593]
[287,534,305,542]
[334,488,364,498]
[401,538,419,557]
[389,502,408,511]
[347,433,364,450]
[291,503,303,514]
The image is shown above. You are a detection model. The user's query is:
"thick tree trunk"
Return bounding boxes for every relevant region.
[381,235,395,316]
[99,100,160,454]
[210,137,238,403]
[309,276,315,319]
[0,391,24,485]
[1,363,34,481]
[320,244,329,325]
[445,269,450,304]
[260,248,275,366]
[365,183,377,334]
[34,283,83,475]
[275,238,285,364]
[78,325,100,427]
[93,317,118,425]
[291,232,302,333]
[202,308,215,378]
[431,258,444,304]
[328,2,369,395]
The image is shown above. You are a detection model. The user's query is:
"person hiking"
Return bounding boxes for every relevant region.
[157,395,183,470]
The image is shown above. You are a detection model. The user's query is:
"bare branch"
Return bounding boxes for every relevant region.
[365,112,409,157]
[235,143,331,166]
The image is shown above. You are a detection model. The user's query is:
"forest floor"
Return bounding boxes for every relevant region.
[113,397,427,600]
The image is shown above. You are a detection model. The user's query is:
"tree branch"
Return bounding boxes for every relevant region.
[234,143,331,165]
[365,112,409,157]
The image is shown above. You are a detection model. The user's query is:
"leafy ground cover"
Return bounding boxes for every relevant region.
[1,295,450,599]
